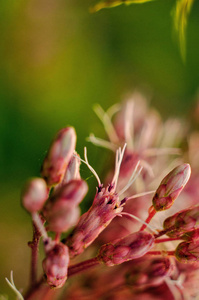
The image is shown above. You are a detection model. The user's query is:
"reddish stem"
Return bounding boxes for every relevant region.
[147,250,175,256]
[55,232,61,242]
[154,225,176,239]
[28,220,42,287]
[24,257,100,299]
[68,257,100,277]
[140,205,156,231]
[155,237,181,243]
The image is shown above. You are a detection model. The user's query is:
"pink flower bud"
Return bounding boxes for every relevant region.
[164,205,199,238]
[43,180,88,232]
[41,127,76,186]
[152,164,191,211]
[47,179,88,209]
[126,258,172,288]
[98,231,154,266]
[46,206,80,233]
[42,243,69,288]
[175,241,199,263]
[22,178,49,213]
[182,229,199,243]
[62,152,81,184]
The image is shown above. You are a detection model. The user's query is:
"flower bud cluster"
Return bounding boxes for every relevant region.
[18,98,199,300]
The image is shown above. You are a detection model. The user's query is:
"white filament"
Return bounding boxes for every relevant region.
[118,161,142,196]
[87,134,117,151]
[5,271,24,300]
[126,190,155,201]
[84,147,102,186]
[112,144,127,191]
[119,212,158,235]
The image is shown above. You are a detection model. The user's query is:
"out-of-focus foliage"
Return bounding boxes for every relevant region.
[91,0,155,13]
[173,0,194,61]
[92,0,195,60]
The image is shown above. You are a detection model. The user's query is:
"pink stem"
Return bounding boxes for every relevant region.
[154,225,176,239]
[28,221,42,287]
[155,237,181,243]
[140,206,156,231]
[68,257,100,277]
[147,250,175,256]
[55,232,61,242]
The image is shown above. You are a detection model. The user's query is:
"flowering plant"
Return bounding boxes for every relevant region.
[5,93,199,300]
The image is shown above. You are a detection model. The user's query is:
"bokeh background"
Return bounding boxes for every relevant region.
[1,0,199,297]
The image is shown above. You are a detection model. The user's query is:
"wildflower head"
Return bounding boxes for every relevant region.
[22,178,49,213]
[42,242,69,288]
[41,127,76,186]
[152,163,191,211]
[98,231,154,266]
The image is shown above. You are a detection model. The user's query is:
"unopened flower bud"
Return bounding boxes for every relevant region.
[51,179,88,207]
[182,229,199,243]
[43,180,88,232]
[126,258,172,288]
[22,178,49,213]
[41,127,76,186]
[164,205,199,238]
[46,206,80,233]
[98,231,154,266]
[62,152,81,184]
[175,241,199,263]
[42,243,69,288]
[152,164,191,211]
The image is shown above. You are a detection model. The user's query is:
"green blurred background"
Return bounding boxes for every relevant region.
[1,0,199,297]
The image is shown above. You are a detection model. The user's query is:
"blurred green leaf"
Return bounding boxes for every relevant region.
[173,0,194,61]
[90,0,156,13]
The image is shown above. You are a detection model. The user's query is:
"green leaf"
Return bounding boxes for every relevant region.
[90,0,156,13]
[173,0,194,61]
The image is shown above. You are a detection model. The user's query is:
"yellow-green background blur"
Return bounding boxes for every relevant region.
[1,0,199,297]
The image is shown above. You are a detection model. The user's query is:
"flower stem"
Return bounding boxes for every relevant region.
[155,237,181,243]
[28,220,42,287]
[140,205,156,231]
[68,257,100,277]
[154,225,176,239]
[147,250,175,256]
